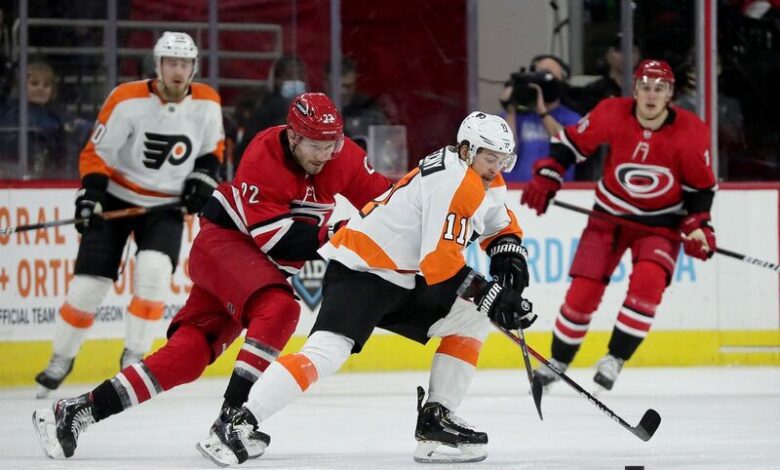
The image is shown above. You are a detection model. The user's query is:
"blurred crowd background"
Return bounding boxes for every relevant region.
[0,0,777,182]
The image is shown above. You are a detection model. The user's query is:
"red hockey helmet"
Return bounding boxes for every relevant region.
[287,92,344,142]
[633,59,675,85]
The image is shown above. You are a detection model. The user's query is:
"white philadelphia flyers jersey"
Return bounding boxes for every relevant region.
[80,80,225,206]
[320,147,524,289]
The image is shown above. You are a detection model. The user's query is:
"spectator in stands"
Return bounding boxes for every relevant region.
[0,61,67,178]
[675,53,746,179]
[500,55,581,182]
[577,34,641,114]
[236,56,308,158]
[327,57,388,150]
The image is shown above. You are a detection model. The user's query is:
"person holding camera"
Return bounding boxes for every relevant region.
[499,55,581,182]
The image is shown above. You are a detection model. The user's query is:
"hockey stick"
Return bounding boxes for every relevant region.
[0,201,183,235]
[551,199,780,273]
[493,321,543,420]
[496,327,661,442]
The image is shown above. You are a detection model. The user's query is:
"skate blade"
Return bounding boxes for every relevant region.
[413,441,487,464]
[32,408,64,459]
[196,435,238,467]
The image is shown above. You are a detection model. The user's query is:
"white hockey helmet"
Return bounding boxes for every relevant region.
[457,111,516,172]
[154,31,199,82]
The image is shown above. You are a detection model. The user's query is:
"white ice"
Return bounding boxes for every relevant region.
[2,367,779,470]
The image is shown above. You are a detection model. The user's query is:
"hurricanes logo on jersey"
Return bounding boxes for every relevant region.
[615,163,674,199]
[142,133,193,169]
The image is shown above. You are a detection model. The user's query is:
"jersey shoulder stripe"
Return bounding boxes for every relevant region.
[97,80,152,124]
[190,82,221,104]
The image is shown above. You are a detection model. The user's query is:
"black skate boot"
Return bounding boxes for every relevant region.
[32,393,95,459]
[413,386,487,463]
[35,354,75,398]
[196,405,270,467]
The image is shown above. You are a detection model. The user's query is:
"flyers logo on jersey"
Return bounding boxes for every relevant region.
[615,163,674,199]
[142,133,193,169]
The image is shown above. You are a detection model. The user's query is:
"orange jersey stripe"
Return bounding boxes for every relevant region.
[480,208,524,250]
[278,353,319,391]
[436,335,482,367]
[330,227,399,271]
[127,297,165,321]
[60,303,94,329]
[360,168,419,217]
[110,172,179,198]
[190,82,221,104]
[420,168,486,284]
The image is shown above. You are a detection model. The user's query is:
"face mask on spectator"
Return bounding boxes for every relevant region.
[280,80,306,99]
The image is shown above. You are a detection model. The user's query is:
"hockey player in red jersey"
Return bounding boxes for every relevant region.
[32,92,392,460]
[195,112,535,466]
[521,59,717,391]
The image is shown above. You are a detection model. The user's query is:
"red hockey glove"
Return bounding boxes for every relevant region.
[680,212,716,260]
[521,157,565,215]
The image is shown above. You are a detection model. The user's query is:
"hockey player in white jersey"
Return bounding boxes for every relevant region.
[34,32,225,397]
[196,112,536,465]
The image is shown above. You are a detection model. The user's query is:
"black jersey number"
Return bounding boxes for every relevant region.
[442,213,468,245]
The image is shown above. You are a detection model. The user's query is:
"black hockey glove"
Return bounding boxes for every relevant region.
[181,169,218,215]
[74,174,108,234]
[487,235,529,295]
[458,271,537,330]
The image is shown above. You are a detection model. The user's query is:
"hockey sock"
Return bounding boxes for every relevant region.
[138,325,211,390]
[91,379,124,422]
[124,250,171,354]
[246,331,353,422]
[427,335,481,411]
[610,261,665,360]
[224,288,299,408]
[551,276,605,363]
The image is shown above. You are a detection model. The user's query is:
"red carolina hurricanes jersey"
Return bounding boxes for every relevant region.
[555,97,716,219]
[209,126,392,273]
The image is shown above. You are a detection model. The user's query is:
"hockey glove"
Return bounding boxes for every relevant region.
[182,169,218,215]
[487,235,529,295]
[74,174,108,234]
[680,212,716,260]
[520,157,566,216]
[458,271,537,330]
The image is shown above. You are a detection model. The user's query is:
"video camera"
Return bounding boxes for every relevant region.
[504,68,564,112]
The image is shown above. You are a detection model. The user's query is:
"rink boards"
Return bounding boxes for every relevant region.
[1,185,778,386]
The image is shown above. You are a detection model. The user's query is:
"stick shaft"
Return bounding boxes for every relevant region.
[551,199,780,273]
[0,202,182,235]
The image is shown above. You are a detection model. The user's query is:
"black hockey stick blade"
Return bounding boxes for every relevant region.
[632,409,662,441]
[493,322,543,420]
[497,327,661,441]
[531,374,544,413]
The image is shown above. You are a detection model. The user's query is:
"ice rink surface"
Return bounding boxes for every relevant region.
[1,367,779,470]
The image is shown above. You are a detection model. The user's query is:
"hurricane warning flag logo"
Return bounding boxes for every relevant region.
[142,133,193,169]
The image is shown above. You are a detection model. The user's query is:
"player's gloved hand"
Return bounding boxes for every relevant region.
[487,235,529,295]
[74,175,108,235]
[520,157,565,215]
[181,169,218,215]
[476,281,537,330]
[680,212,716,260]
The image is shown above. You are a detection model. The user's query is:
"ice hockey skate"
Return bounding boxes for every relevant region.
[196,405,270,467]
[119,348,144,370]
[32,393,95,459]
[593,354,625,391]
[34,354,75,399]
[413,386,487,464]
[532,358,569,394]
